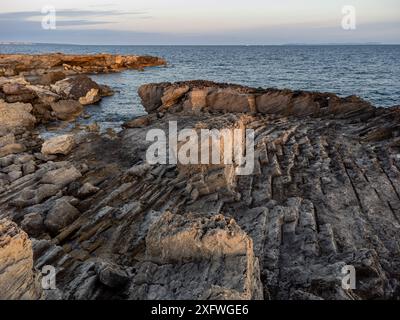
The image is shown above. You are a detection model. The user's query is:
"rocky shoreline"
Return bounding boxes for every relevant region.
[0,53,167,76]
[0,55,400,300]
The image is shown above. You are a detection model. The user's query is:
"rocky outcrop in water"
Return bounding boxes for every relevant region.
[0,79,399,300]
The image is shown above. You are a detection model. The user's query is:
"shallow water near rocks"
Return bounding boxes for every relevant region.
[2,44,399,135]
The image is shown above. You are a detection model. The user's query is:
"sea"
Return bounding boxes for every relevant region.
[1,44,399,133]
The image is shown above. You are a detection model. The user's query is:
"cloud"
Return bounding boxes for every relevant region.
[0,9,398,44]
[0,9,147,19]
[0,9,149,29]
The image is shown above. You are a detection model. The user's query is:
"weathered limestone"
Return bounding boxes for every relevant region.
[41,134,75,156]
[0,53,166,76]
[79,88,101,106]
[138,81,375,120]
[0,219,42,299]
[0,100,36,128]
[131,212,263,300]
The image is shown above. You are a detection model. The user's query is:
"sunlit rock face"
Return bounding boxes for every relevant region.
[0,78,400,300]
[0,219,42,299]
[0,53,167,76]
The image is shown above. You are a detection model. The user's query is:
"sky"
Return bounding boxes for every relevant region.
[0,0,399,45]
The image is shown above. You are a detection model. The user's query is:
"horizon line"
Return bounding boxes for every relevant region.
[1,41,400,46]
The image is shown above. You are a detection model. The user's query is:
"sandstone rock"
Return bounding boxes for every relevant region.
[50,100,83,121]
[0,53,166,76]
[45,198,81,234]
[207,89,251,113]
[0,100,36,128]
[0,143,26,158]
[161,85,189,107]
[0,219,42,299]
[41,134,75,155]
[41,166,82,187]
[79,88,101,105]
[146,212,251,262]
[183,88,211,112]
[133,212,263,300]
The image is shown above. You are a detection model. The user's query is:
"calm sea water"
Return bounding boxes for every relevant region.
[1,44,399,132]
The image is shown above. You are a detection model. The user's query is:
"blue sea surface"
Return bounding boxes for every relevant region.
[1,44,399,131]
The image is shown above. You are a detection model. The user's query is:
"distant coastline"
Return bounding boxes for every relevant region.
[1,41,399,47]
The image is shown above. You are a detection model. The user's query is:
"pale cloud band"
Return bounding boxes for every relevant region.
[0,0,399,44]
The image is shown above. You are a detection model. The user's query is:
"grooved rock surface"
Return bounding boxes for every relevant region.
[0,80,399,300]
[0,219,42,299]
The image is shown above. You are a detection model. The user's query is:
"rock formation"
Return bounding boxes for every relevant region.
[0,77,399,300]
[0,219,42,299]
[0,53,167,76]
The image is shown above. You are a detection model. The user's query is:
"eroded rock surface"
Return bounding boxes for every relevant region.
[0,80,399,300]
[0,53,166,76]
[0,219,42,299]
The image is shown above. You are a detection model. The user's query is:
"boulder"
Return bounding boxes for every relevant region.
[26,85,60,105]
[95,262,129,288]
[44,198,80,234]
[2,83,37,103]
[21,212,44,237]
[0,100,36,128]
[79,88,101,105]
[50,100,83,121]
[53,75,100,100]
[41,166,82,187]
[41,134,75,155]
